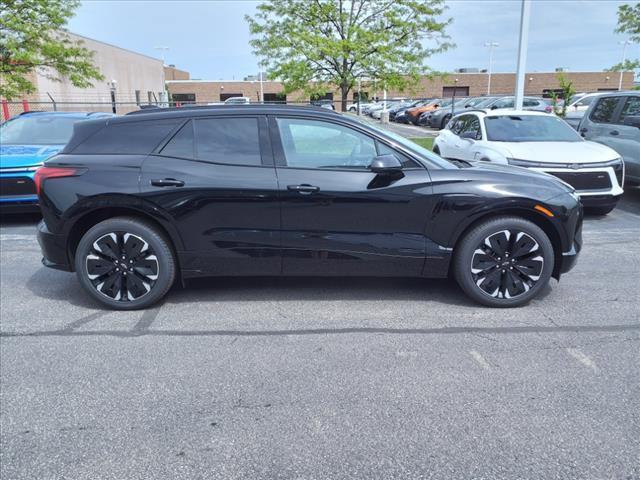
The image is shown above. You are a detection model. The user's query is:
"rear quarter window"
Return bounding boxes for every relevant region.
[72,119,182,154]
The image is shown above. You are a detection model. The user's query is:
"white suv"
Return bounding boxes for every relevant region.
[433,109,624,214]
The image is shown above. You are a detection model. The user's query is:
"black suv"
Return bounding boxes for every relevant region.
[36,105,582,310]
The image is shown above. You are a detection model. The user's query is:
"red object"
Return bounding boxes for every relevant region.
[22,98,29,112]
[176,102,182,108]
[34,167,79,195]
[1,100,9,121]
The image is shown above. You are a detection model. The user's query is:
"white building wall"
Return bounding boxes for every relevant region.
[33,33,165,104]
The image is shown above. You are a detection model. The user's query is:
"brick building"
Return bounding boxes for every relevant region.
[166,71,636,110]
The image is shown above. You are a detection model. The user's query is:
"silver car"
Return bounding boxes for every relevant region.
[578,91,640,185]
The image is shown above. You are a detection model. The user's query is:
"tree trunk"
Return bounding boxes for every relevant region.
[340,85,349,113]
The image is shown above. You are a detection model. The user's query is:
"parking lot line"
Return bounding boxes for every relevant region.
[566,348,598,372]
[469,350,492,370]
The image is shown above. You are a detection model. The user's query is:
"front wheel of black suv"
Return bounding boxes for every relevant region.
[453,216,554,308]
[74,217,176,310]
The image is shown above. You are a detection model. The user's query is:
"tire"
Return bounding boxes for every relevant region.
[74,216,176,310]
[440,114,451,129]
[585,205,616,216]
[453,216,554,308]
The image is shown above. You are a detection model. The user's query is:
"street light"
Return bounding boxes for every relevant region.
[514,0,531,110]
[618,40,632,91]
[484,42,499,95]
[154,46,170,65]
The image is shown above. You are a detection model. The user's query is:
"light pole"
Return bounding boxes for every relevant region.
[618,40,632,91]
[484,42,499,95]
[154,46,170,65]
[109,79,117,114]
[514,0,531,110]
[259,70,264,103]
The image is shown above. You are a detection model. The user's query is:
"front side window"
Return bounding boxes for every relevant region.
[590,97,622,123]
[484,115,582,142]
[276,118,377,170]
[619,96,640,122]
[194,117,261,165]
[459,115,482,139]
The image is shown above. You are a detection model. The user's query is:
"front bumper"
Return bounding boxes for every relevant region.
[0,169,39,210]
[531,165,624,203]
[37,220,72,271]
[558,205,583,276]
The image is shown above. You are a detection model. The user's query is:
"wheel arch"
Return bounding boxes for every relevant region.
[449,208,564,280]
[66,206,183,274]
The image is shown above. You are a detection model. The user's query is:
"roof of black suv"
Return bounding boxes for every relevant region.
[123,104,339,121]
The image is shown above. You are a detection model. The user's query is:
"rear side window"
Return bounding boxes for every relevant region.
[589,97,622,123]
[160,121,195,158]
[194,117,261,166]
[619,96,640,122]
[73,119,181,154]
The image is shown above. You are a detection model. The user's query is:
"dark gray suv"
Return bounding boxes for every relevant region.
[578,91,640,185]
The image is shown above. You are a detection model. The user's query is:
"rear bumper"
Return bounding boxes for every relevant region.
[37,220,72,271]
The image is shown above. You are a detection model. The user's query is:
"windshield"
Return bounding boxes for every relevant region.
[465,97,491,108]
[363,121,456,169]
[484,114,583,142]
[0,115,79,145]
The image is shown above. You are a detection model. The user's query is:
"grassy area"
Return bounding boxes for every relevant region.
[409,137,434,151]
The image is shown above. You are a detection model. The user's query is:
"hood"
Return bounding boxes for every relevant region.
[496,141,619,164]
[0,144,65,169]
[465,160,574,196]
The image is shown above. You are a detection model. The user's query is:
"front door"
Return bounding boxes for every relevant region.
[140,115,281,277]
[270,115,433,276]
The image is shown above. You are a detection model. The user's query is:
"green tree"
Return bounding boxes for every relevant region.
[609,3,639,75]
[549,73,576,118]
[246,0,452,111]
[615,2,640,42]
[0,0,103,100]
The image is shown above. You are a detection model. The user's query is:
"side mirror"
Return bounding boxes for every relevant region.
[370,154,402,174]
[623,115,640,129]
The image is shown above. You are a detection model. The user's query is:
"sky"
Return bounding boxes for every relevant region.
[67,0,640,80]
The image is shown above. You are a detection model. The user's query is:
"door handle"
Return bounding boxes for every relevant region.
[609,130,619,136]
[287,184,320,194]
[151,178,185,187]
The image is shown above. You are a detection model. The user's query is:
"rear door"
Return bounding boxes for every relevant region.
[140,115,281,277]
[610,95,640,181]
[270,115,433,276]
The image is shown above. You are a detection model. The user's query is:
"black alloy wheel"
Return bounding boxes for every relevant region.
[454,216,554,307]
[75,217,176,310]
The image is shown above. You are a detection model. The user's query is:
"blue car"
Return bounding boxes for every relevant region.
[0,111,113,211]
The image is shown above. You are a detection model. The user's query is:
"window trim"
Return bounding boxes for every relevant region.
[268,114,424,172]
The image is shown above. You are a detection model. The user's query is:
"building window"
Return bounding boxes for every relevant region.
[263,93,287,104]
[172,93,196,104]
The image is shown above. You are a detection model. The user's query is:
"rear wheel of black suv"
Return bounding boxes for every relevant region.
[74,217,176,310]
[453,216,554,308]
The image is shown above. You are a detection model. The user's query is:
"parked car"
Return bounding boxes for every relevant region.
[393,99,434,123]
[310,99,335,110]
[563,93,602,129]
[224,97,251,105]
[577,91,640,186]
[367,101,397,117]
[406,98,447,125]
[422,97,492,129]
[389,99,426,121]
[0,111,113,211]
[347,101,374,113]
[433,109,624,214]
[36,105,581,309]
[371,101,403,119]
[483,96,553,113]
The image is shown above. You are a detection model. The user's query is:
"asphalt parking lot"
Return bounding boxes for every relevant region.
[1,187,639,478]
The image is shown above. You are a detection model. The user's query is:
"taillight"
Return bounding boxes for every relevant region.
[34,167,79,195]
